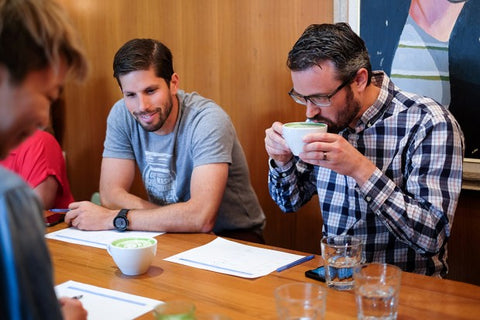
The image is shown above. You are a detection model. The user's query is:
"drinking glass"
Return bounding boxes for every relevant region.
[320,235,363,290]
[354,263,402,320]
[274,282,327,320]
[153,300,196,320]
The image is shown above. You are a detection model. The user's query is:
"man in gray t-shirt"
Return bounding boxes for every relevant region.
[66,38,265,242]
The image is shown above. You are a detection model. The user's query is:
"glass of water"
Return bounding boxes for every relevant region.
[353,263,402,320]
[274,282,327,320]
[153,300,196,320]
[320,235,363,290]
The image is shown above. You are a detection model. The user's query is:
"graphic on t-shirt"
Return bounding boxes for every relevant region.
[142,151,177,205]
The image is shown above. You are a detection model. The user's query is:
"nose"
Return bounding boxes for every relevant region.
[137,94,150,112]
[305,101,320,119]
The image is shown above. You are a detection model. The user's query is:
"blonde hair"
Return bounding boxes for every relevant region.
[0,0,88,83]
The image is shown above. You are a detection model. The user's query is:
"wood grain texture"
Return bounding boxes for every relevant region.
[57,0,330,256]
[47,224,480,319]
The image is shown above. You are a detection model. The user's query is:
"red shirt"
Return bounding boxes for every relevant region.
[0,130,74,209]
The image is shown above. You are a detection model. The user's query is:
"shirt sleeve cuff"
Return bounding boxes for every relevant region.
[269,157,293,170]
[268,157,295,178]
[359,167,396,212]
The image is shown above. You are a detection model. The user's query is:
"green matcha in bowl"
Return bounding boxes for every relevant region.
[282,122,327,155]
[107,237,157,275]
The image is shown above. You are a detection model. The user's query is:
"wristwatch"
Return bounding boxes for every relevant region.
[113,209,130,231]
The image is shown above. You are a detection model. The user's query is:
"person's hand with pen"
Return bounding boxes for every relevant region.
[65,201,120,231]
[58,296,87,320]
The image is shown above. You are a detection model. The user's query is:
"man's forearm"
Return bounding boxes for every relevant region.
[127,201,217,233]
[100,189,158,210]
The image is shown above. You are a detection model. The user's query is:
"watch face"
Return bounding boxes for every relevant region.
[114,217,127,230]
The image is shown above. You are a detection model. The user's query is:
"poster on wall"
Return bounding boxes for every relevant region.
[335,0,480,189]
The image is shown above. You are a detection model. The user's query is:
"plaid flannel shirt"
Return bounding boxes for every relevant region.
[268,72,464,277]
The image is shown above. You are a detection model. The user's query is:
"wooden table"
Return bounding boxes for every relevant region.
[46,224,480,319]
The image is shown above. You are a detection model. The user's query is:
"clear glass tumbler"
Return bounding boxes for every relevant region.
[275,282,327,320]
[353,263,402,320]
[320,235,363,290]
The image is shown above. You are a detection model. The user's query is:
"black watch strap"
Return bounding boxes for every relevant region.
[113,208,130,231]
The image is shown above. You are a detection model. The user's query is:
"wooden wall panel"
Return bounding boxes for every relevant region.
[447,190,480,286]
[57,0,332,253]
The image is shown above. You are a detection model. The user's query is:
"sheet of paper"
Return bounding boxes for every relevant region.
[55,280,160,320]
[46,227,163,249]
[164,237,307,278]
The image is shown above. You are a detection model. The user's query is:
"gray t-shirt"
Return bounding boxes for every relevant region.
[0,167,63,319]
[103,90,265,233]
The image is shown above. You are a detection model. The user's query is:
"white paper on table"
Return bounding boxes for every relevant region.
[46,227,163,249]
[164,237,307,278]
[55,280,161,320]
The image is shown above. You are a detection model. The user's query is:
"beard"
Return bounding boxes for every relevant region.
[308,86,362,133]
[132,94,173,132]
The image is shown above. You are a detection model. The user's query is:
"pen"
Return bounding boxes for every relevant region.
[49,208,70,213]
[276,254,315,272]
[71,295,83,300]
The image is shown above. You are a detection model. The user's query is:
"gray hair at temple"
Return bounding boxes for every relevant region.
[0,0,88,84]
[287,22,372,85]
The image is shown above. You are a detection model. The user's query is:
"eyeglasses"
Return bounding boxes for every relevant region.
[288,78,351,107]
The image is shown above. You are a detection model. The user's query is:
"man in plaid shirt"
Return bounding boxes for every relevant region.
[265,23,464,277]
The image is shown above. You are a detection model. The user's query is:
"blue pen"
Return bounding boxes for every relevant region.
[49,208,70,213]
[276,254,315,272]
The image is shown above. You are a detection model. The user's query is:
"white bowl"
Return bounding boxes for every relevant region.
[107,237,157,275]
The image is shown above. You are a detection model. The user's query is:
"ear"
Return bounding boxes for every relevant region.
[169,73,180,95]
[352,68,369,92]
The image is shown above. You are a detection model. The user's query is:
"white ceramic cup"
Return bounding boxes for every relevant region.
[282,122,328,155]
[107,237,157,276]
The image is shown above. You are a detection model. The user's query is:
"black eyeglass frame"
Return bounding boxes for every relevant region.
[288,78,352,107]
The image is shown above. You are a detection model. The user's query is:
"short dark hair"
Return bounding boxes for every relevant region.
[113,38,174,88]
[287,23,372,85]
[0,0,88,84]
